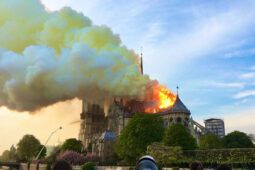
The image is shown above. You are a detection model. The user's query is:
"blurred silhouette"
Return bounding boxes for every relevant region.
[136,155,158,170]
[189,162,203,170]
[189,162,204,170]
[216,164,232,170]
[53,160,72,170]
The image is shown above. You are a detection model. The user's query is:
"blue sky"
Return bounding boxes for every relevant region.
[41,0,255,127]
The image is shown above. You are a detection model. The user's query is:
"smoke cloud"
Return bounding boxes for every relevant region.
[0,0,150,111]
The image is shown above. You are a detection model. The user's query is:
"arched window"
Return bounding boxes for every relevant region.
[92,104,97,112]
[177,117,182,123]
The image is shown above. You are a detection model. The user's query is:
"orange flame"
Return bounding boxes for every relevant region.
[144,83,176,113]
[158,86,176,109]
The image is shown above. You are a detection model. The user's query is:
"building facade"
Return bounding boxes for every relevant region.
[204,118,225,138]
[78,94,207,159]
[78,102,107,148]
[159,95,191,128]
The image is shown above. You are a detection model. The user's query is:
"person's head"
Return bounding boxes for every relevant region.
[216,164,232,170]
[53,160,72,170]
[136,155,158,170]
[190,162,203,170]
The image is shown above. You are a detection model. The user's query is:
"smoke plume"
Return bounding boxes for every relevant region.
[0,0,150,111]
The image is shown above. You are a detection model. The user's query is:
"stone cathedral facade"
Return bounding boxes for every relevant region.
[78,94,206,161]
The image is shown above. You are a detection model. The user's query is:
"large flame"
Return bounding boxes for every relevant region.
[144,83,176,113]
[158,86,176,109]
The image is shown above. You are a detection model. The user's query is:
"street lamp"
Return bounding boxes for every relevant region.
[35,126,62,160]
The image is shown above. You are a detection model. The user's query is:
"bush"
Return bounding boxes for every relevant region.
[199,133,222,149]
[147,143,255,168]
[163,124,197,150]
[147,142,183,166]
[86,153,100,162]
[82,162,96,170]
[57,150,86,165]
[61,138,83,153]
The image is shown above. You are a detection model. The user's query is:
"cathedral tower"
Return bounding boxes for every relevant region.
[78,100,107,149]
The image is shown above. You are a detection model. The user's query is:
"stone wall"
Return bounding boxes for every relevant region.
[19,163,47,170]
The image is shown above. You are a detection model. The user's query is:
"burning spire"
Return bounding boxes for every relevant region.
[140,46,143,75]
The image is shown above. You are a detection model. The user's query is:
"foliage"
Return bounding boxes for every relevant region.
[9,145,18,161]
[0,145,18,161]
[82,162,96,170]
[61,138,83,153]
[223,131,254,148]
[184,149,255,165]
[86,153,100,162]
[163,124,197,150]
[0,150,11,161]
[17,134,42,161]
[147,143,183,166]
[147,143,255,168]
[199,133,222,149]
[57,150,86,165]
[115,113,164,163]
[37,145,47,159]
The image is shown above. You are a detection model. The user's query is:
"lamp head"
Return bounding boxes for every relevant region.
[136,155,158,170]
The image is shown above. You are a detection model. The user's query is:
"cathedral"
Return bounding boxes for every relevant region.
[78,56,207,161]
[78,93,207,161]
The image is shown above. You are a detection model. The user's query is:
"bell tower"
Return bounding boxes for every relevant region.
[78,100,107,149]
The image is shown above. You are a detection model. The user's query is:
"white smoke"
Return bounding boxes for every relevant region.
[0,0,150,111]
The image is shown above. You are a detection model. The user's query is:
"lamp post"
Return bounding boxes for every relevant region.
[35,126,62,160]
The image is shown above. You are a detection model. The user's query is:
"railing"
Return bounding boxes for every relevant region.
[0,162,20,170]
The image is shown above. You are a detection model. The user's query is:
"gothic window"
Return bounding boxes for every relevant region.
[169,117,173,122]
[96,105,100,113]
[177,117,182,123]
[92,104,96,112]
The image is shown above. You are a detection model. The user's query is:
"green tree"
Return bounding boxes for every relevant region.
[163,124,197,150]
[223,131,254,148]
[9,145,18,161]
[82,162,96,170]
[199,133,222,149]
[115,113,164,163]
[0,145,18,162]
[0,150,10,161]
[61,138,83,153]
[37,144,47,159]
[17,134,42,162]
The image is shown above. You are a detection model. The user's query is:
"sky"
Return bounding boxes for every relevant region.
[1,0,255,153]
